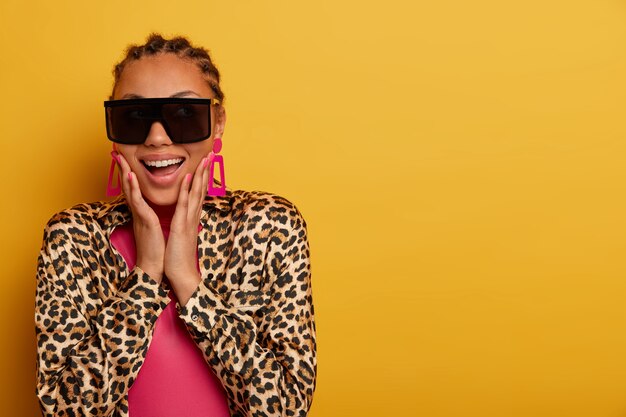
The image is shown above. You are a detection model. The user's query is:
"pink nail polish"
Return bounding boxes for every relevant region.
[203,157,209,168]
[128,172,132,181]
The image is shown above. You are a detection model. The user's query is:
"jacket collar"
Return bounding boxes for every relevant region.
[96,190,232,231]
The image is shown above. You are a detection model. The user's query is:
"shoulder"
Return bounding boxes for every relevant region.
[225,191,310,275]
[228,189,307,231]
[42,199,115,247]
[45,200,103,226]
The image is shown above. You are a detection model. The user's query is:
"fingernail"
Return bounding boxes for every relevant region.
[128,172,132,181]
[203,157,209,168]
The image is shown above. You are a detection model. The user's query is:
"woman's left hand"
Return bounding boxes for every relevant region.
[164,154,211,305]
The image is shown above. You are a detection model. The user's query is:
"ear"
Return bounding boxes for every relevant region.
[214,105,226,137]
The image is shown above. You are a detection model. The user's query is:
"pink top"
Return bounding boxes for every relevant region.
[110,203,231,417]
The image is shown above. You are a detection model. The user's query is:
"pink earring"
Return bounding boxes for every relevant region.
[207,137,226,196]
[107,152,122,197]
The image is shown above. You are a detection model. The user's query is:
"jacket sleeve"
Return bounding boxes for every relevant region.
[177,206,317,417]
[34,215,170,416]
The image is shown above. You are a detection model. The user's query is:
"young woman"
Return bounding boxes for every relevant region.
[34,33,317,417]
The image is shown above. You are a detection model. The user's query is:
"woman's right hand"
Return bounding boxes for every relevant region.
[113,151,165,283]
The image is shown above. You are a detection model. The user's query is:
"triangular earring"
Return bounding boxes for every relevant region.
[106,153,122,197]
[207,137,226,196]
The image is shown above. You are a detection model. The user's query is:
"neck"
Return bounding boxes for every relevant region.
[146,199,176,223]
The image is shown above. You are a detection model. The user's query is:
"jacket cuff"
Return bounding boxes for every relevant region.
[175,277,232,339]
[118,265,171,323]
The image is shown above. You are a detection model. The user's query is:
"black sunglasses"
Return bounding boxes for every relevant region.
[104,97,221,144]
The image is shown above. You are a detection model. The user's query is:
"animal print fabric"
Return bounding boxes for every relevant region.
[34,190,317,416]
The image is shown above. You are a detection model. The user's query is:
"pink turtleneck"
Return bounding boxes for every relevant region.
[110,202,230,417]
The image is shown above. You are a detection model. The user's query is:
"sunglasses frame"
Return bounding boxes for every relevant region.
[103,97,222,144]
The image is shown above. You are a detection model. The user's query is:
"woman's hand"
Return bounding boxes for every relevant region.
[164,154,211,305]
[113,151,165,283]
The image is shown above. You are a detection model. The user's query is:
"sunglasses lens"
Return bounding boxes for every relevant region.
[162,103,210,143]
[106,106,152,144]
[105,100,213,144]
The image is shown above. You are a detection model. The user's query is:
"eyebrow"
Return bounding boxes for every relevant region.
[121,90,201,99]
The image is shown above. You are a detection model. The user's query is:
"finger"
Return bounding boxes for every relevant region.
[127,172,153,222]
[115,152,135,203]
[199,155,210,214]
[202,154,210,197]
[115,152,135,209]
[123,165,158,229]
[118,154,155,224]
[172,173,192,228]
[189,156,209,215]
[114,151,131,179]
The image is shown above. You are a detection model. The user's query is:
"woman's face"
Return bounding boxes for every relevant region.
[112,53,226,206]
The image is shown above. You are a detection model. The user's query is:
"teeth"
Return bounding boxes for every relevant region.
[143,158,184,168]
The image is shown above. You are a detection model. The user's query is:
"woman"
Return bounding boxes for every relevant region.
[35,33,317,417]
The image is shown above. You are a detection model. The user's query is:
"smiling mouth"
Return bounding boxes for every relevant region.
[141,158,185,177]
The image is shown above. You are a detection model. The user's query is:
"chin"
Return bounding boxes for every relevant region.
[144,190,179,207]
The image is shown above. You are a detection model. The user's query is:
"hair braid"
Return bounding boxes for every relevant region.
[111,33,225,102]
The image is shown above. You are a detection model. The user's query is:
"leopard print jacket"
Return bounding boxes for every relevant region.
[34,189,317,416]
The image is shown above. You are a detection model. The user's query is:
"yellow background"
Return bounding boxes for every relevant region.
[1,0,626,415]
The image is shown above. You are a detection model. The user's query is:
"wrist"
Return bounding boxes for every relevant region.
[166,267,201,283]
[167,269,202,307]
[136,261,164,282]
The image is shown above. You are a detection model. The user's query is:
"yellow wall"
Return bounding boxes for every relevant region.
[1,0,626,415]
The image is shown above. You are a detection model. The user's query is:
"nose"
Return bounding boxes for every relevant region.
[144,121,173,146]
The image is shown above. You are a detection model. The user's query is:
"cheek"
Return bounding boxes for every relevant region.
[184,142,213,163]
[113,142,137,156]
[115,146,144,172]
[115,145,135,160]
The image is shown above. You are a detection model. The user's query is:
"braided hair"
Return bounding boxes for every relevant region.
[110,33,225,103]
